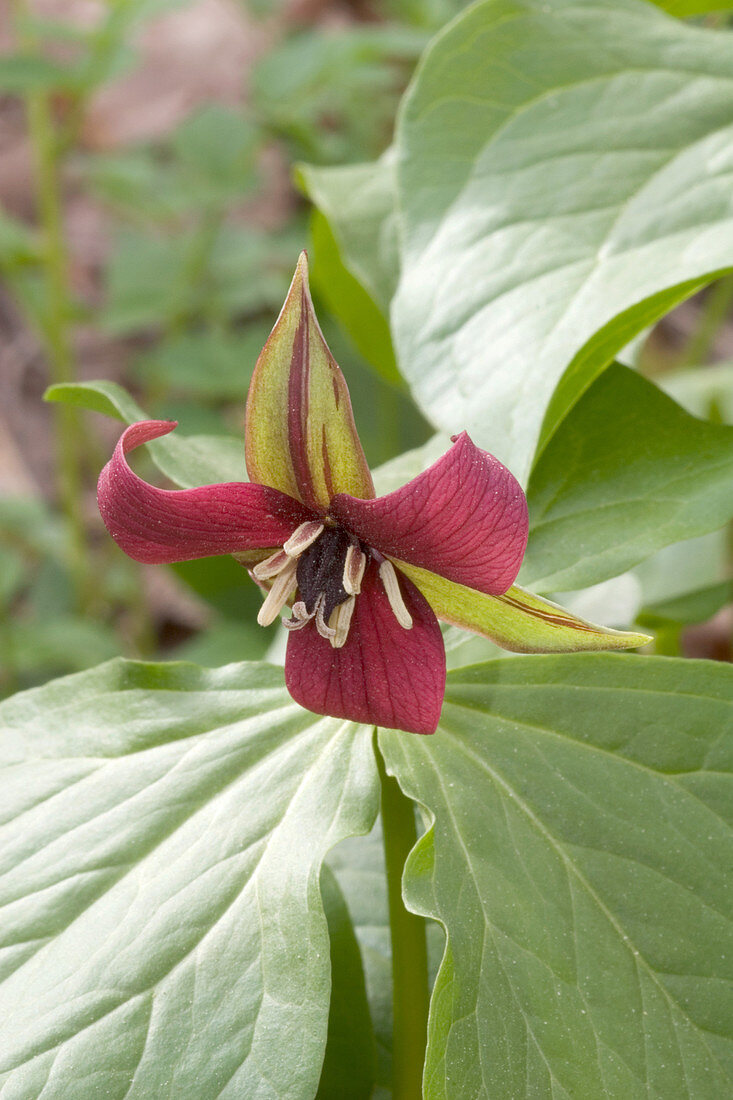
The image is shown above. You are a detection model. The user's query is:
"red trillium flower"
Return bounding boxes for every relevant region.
[98,254,650,734]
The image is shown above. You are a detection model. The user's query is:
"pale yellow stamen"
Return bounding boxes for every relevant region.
[283,520,324,557]
[379,560,413,629]
[328,596,356,649]
[342,544,367,595]
[252,549,290,580]
[256,558,298,626]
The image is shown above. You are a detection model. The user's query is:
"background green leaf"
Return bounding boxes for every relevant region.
[254,28,426,166]
[0,55,76,93]
[369,363,733,602]
[0,659,378,1098]
[661,361,733,423]
[309,209,401,388]
[298,150,399,315]
[392,0,733,481]
[326,820,447,1099]
[635,531,733,625]
[170,105,260,207]
[132,327,272,400]
[327,828,395,1097]
[381,654,733,1099]
[45,380,245,486]
[521,362,733,592]
[655,0,733,15]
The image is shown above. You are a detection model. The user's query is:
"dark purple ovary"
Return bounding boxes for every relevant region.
[296,526,357,621]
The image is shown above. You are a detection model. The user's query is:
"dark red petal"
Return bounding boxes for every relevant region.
[330,432,528,595]
[98,420,315,564]
[285,561,445,735]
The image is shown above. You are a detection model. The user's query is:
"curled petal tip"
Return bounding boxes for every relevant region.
[118,419,179,449]
[97,420,314,565]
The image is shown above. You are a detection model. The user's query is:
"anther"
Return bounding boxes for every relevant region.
[379,560,413,629]
[252,549,290,580]
[328,596,356,649]
[256,558,298,626]
[342,543,367,595]
[283,521,324,557]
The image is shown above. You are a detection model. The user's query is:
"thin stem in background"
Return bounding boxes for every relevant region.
[377,743,429,1100]
[57,4,135,154]
[15,0,91,612]
[678,273,733,370]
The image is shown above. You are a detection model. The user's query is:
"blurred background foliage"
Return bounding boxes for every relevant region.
[0,0,731,697]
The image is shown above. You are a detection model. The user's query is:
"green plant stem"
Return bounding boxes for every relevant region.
[57,3,133,153]
[26,87,90,611]
[377,744,429,1100]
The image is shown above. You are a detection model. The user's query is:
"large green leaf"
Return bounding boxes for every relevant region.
[381,654,733,1099]
[521,363,733,592]
[0,660,378,1098]
[393,0,733,482]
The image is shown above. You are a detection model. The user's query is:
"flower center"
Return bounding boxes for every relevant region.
[252,521,413,648]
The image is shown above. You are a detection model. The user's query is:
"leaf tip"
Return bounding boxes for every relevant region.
[618,630,654,650]
[287,250,311,304]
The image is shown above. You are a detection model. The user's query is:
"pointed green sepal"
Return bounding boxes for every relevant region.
[245,252,375,511]
[393,560,652,653]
